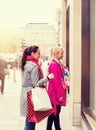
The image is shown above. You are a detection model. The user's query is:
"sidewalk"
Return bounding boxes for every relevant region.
[0,69,82,130]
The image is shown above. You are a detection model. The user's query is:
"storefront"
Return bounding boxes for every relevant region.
[81,0,96,129]
[62,0,96,129]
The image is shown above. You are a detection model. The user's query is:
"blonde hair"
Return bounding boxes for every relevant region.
[52,46,64,56]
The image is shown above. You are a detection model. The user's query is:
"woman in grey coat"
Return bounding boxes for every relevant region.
[20,45,54,130]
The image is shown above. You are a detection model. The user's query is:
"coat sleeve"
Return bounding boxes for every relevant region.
[31,65,48,88]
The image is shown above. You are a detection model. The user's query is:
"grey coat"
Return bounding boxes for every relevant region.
[20,61,48,116]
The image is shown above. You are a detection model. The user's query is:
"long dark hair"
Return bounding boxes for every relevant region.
[21,45,39,71]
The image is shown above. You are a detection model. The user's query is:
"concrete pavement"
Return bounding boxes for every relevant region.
[0,69,82,130]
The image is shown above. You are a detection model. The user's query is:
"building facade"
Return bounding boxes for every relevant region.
[62,0,96,129]
[19,23,57,56]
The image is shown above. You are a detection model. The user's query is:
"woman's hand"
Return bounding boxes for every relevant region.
[47,73,54,79]
[57,97,63,102]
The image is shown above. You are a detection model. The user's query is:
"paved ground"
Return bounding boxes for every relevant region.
[0,69,83,130]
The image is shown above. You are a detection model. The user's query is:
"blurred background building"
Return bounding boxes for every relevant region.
[19,23,57,56]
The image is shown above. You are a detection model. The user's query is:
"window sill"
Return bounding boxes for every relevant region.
[82,107,96,130]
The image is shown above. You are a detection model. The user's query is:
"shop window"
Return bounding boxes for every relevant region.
[81,0,96,129]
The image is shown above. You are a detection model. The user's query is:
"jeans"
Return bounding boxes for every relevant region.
[24,117,36,130]
[46,105,61,130]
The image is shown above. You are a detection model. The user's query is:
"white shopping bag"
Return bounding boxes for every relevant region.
[32,87,52,111]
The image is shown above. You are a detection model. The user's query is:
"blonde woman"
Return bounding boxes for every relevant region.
[46,46,66,130]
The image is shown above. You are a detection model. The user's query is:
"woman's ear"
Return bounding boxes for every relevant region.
[31,52,34,57]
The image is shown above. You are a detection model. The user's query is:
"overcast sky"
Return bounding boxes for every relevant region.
[0,0,61,28]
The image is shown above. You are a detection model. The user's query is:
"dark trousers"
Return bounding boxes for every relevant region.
[0,76,5,94]
[46,105,61,130]
[24,117,36,130]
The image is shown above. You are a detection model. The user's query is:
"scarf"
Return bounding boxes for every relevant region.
[27,56,44,79]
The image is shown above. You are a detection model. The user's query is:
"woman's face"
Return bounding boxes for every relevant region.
[32,48,41,60]
[56,50,64,60]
